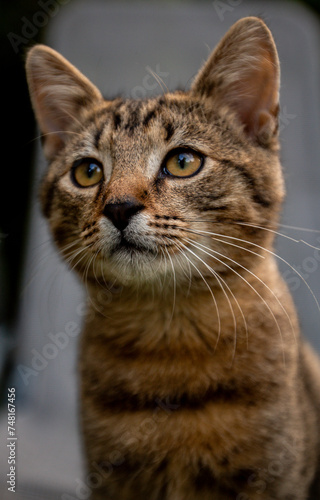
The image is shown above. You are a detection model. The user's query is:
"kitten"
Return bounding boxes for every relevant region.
[26,16,320,500]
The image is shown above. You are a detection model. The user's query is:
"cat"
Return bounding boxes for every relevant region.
[26,16,320,500]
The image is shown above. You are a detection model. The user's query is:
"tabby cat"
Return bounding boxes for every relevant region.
[26,17,320,500]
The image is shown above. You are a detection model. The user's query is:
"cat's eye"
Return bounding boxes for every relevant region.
[72,158,104,187]
[163,148,204,178]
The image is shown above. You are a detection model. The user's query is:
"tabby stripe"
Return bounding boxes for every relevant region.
[94,123,105,149]
[194,466,255,494]
[194,465,217,491]
[82,99,124,132]
[90,382,259,413]
[123,101,143,134]
[157,478,168,499]
[200,205,228,211]
[83,221,96,231]
[83,228,98,239]
[153,176,165,194]
[143,108,157,127]
[83,105,112,128]
[221,160,272,208]
[110,98,125,130]
[124,112,140,134]
[163,121,175,141]
[141,96,168,124]
[113,111,122,130]
[94,180,105,202]
[142,107,175,141]
[97,457,168,497]
[157,96,166,106]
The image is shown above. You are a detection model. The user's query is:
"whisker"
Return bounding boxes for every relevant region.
[164,246,177,326]
[186,218,320,249]
[64,245,88,271]
[234,221,320,250]
[188,233,293,329]
[181,235,290,364]
[181,236,249,353]
[83,252,96,301]
[146,66,169,95]
[21,236,82,296]
[172,240,222,352]
[28,129,84,146]
[63,243,96,292]
[169,242,221,352]
[206,235,264,258]
[88,252,110,318]
[21,244,56,294]
[180,239,240,359]
[157,247,167,294]
[177,225,264,259]
[161,237,193,292]
[278,223,320,234]
[294,240,320,251]
[183,226,320,319]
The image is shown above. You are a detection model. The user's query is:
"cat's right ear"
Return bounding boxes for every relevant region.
[26,45,103,160]
[191,17,280,147]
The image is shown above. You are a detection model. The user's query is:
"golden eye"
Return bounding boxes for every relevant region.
[164,148,204,178]
[72,158,103,187]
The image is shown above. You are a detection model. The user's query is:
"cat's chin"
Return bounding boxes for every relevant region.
[97,247,167,287]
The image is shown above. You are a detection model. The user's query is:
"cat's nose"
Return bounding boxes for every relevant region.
[103,199,144,231]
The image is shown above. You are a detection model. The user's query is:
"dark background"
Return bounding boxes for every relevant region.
[1,0,320,393]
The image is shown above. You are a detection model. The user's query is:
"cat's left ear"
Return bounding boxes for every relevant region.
[191,17,280,146]
[26,45,103,160]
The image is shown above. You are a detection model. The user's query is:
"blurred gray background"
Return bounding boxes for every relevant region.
[1,1,320,498]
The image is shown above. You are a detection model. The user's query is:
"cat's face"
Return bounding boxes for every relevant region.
[26,17,284,288]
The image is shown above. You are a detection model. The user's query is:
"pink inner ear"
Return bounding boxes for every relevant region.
[26,45,104,160]
[33,93,69,158]
[191,19,280,145]
[228,51,279,141]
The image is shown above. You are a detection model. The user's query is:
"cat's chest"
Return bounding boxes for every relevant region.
[81,370,285,498]
[80,300,287,426]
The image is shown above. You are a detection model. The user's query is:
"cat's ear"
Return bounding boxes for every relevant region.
[191,17,280,146]
[26,45,103,160]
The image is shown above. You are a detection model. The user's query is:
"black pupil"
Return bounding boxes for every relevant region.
[87,163,97,178]
[178,153,192,169]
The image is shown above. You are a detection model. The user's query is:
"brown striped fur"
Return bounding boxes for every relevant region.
[26,17,320,499]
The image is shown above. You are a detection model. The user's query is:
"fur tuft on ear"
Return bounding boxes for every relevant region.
[26,45,103,160]
[191,17,280,146]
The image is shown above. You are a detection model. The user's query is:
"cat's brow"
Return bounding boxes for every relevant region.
[90,95,185,150]
[93,124,104,149]
[122,101,141,134]
[88,99,124,149]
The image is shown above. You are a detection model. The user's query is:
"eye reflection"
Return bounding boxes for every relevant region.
[72,158,104,187]
[163,148,204,178]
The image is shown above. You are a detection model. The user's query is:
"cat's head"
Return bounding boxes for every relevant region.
[26,17,284,289]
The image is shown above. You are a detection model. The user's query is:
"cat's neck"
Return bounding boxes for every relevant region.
[84,254,298,357]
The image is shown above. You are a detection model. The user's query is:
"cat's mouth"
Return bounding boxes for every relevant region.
[100,234,163,284]
[110,235,158,257]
